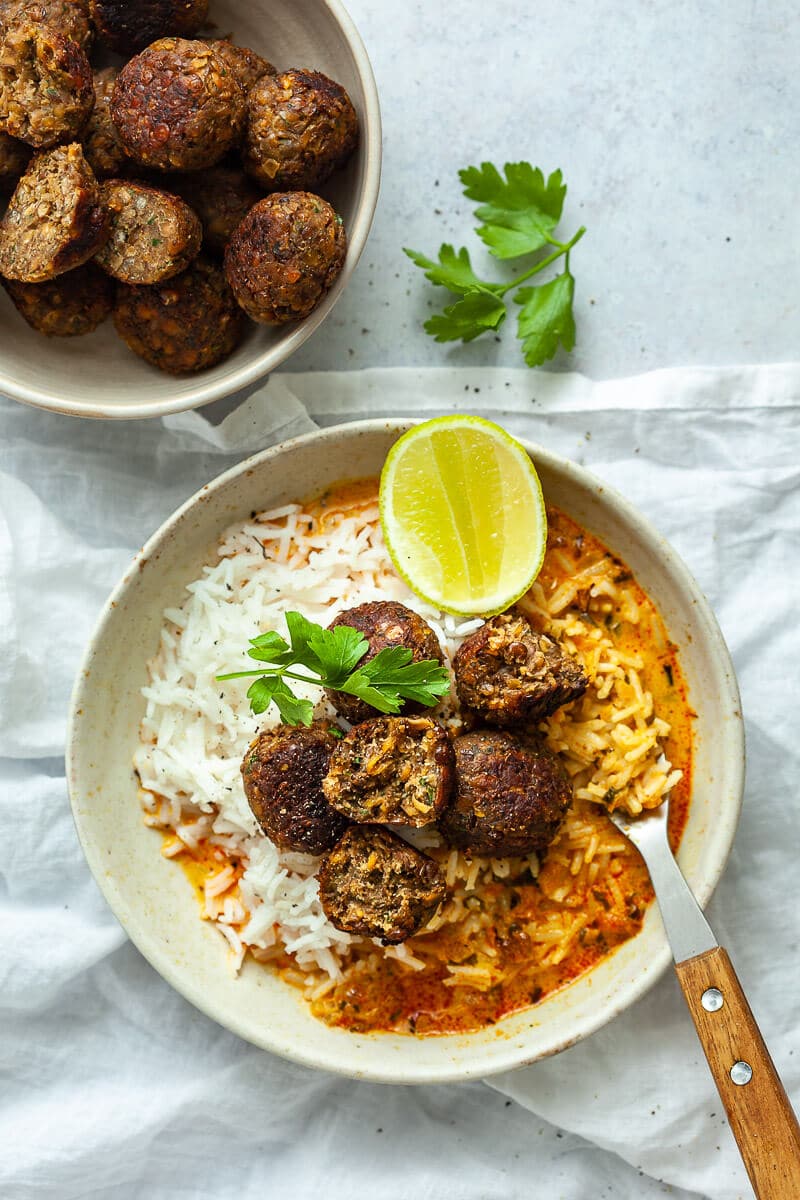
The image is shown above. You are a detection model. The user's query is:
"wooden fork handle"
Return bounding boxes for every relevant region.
[675,946,800,1198]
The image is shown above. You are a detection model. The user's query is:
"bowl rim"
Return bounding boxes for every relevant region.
[1,0,383,422]
[66,418,745,1082]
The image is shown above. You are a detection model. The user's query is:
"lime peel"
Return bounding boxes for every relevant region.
[379,415,547,617]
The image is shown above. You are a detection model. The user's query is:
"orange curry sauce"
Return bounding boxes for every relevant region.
[308,502,693,1036]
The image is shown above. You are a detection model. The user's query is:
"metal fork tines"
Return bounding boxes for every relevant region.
[609,802,717,965]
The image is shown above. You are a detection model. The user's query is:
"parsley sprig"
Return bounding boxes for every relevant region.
[216,611,450,726]
[404,162,586,367]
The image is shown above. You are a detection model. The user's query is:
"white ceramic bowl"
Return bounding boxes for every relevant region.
[0,0,381,420]
[67,421,744,1082]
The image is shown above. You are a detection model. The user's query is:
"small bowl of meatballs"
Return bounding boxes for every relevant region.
[68,419,745,1083]
[0,0,381,418]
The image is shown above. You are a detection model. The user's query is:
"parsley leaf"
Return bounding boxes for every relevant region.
[425,290,507,343]
[403,244,498,296]
[354,646,452,705]
[269,678,315,727]
[247,630,290,663]
[405,161,585,368]
[515,272,576,366]
[218,612,451,725]
[460,163,566,259]
[307,623,369,683]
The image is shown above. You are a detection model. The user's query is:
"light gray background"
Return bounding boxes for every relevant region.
[291,0,798,376]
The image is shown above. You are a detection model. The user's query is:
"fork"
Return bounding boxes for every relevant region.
[610,802,800,1199]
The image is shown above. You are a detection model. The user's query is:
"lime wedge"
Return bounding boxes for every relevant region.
[379,416,547,616]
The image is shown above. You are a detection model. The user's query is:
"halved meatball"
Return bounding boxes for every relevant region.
[170,165,261,255]
[224,191,346,326]
[0,1,93,52]
[207,39,274,96]
[324,600,444,725]
[0,143,108,281]
[318,825,446,944]
[111,38,246,172]
[323,716,454,827]
[89,0,207,56]
[0,129,29,188]
[95,179,201,284]
[82,67,128,178]
[439,730,572,857]
[453,612,588,727]
[243,68,358,191]
[241,720,349,856]
[0,20,93,148]
[112,253,244,374]
[3,260,112,333]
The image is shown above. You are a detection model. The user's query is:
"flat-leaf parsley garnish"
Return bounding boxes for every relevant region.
[216,611,450,726]
[404,162,585,367]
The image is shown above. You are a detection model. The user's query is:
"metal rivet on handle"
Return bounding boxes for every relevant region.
[731,1061,753,1086]
[702,987,724,1012]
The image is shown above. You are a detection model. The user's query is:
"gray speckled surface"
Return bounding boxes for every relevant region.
[290,0,798,376]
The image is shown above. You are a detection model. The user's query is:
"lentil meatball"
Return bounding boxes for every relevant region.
[111,37,246,172]
[453,612,588,726]
[0,129,29,187]
[0,20,93,148]
[324,600,445,725]
[0,143,108,281]
[112,253,244,373]
[241,720,349,856]
[224,191,346,326]
[2,260,112,333]
[89,0,208,56]
[0,0,93,52]
[323,716,455,827]
[207,39,274,95]
[243,68,358,191]
[81,68,128,178]
[95,178,201,284]
[439,730,572,857]
[318,825,446,944]
[170,164,261,254]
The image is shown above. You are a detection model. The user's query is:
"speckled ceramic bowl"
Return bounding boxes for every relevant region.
[0,0,381,420]
[67,421,744,1082]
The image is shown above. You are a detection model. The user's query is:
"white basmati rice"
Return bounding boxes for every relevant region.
[135,496,477,978]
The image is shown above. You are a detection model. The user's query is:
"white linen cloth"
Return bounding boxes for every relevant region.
[2,364,799,1200]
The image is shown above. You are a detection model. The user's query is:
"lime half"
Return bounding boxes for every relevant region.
[379,416,547,616]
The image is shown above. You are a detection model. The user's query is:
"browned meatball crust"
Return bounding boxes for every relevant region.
[89,0,207,56]
[111,38,246,172]
[224,191,346,326]
[3,260,112,333]
[439,730,572,857]
[0,128,29,186]
[0,20,93,148]
[95,178,201,283]
[323,600,444,725]
[453,612,588,727]
[318,825,446,944]
[0,1,93,51]
[0,143,108,280]
[82,68,128,178]
[171,165,261,254]
[243,68,358,191]
[207,39,274,95]
[241,720,349,856]
[323,716,455,827]
[112,253,244,373]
